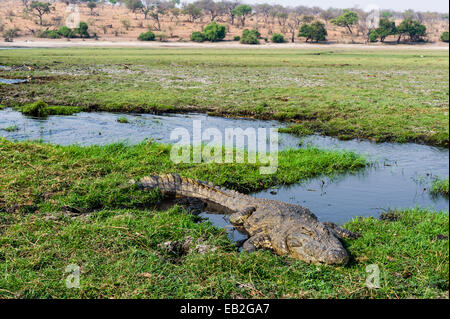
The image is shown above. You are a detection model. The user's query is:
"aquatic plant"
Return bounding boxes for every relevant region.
[431,178,449,197]
[2,124,19,132]
[21,101,49,117]
[117,116,130,123]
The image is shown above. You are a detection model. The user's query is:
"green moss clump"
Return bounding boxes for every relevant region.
[117,116,130,123]
[279,124,314,137]
[21,101,49,117]
[47,106,81,115]
[21,102,81,117]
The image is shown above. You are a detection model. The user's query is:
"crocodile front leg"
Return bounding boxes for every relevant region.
[323,222,360,239]
[229,206,256,225]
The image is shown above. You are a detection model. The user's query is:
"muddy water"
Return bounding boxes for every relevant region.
[1,108,448,238]
[0,78,27,84]
[0,65,27,84]
[256,136,449,224]
[0,108,299,150]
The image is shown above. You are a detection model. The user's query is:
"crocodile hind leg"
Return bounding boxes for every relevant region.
[229,206,256,225]
[242,233,271,252]
[323,222,360,239]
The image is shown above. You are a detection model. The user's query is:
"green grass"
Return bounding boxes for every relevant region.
[0,139,447,299]
[0,206,447,299]
[431,178,449,197]
[0,138,366,213]
[46,105,82,116]
[0,48,448,146]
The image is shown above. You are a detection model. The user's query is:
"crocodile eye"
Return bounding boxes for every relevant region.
[299,227,314,237]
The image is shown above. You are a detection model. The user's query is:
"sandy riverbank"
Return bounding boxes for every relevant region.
[1,39,449,50]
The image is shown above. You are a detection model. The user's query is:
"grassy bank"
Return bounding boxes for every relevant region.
[0,139,448,299]
[0,138,365,214]
[0,205,447,299]
[431,178,449,197]
[0,48,448,146]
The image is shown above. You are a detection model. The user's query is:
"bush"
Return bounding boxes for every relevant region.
[58,26,74,38]
[3,27,19,42]
[397,18,426,42]
[233,36,240,41]
[271,33,285,43]
[37,29,61,39]
[155,32,168,42]
[240,29,260,44]
[298,21,327,42]
[441,31,449,43]
[190,31,205,42]
[373,18,397,42]
[203,21,226,42]
[74,22,89,38]
[368,29,379,42]
[138,30,155,41]
[21,101,49,117]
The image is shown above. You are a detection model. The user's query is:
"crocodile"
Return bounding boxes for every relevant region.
[135,173,359,265]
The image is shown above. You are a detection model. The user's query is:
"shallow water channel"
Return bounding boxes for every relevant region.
[1,109,448,240]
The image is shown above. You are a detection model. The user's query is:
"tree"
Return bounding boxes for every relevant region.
[125,0,144,13]
[232,4,252,27]
[21,0,30,9]
[75,21,90,38]
[203,21,226,41]
[196,0,222,22]
[270,5,288,26]
[87,1,97,16]
[286,12,302,43]
[301,14,314,24]
[402,9,416,20]
[29,1,53,26]
[441,31,449,43]
[220,0,241,25]
[255,3,272,24]
[320,8,339,25]
[142,1,170,31]
[182,3,203,23]
[298,21,327,43]
[381,11,393,19]
[331,10,359,34]
[397,18,426,43]
[373,18,397,42]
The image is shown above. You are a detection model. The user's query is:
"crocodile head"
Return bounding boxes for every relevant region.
[286,223,349,265]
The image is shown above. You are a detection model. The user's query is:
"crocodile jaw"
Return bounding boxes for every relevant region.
[286,230,349,265]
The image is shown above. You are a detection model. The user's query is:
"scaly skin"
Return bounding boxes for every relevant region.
[136,174,358,265]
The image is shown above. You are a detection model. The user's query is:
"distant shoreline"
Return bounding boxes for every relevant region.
[1,39,449,50]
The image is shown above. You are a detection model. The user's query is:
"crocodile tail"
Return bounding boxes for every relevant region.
[138,174,249,212]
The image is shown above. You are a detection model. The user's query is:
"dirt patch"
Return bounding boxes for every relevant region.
[380,211,400,222]
[157,235,217,263]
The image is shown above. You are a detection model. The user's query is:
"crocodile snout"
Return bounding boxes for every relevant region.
[325,249,349,265]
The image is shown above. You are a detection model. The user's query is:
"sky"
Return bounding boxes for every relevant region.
[185,0,449,13]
